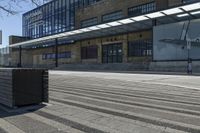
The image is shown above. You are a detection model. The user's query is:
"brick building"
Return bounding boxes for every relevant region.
[3,0,200,71]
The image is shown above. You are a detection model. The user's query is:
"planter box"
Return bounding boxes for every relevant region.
[0,68,48,108]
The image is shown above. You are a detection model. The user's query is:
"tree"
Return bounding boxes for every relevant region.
[0,0,51,15]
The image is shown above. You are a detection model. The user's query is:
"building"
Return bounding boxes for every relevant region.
[2,0,200,72]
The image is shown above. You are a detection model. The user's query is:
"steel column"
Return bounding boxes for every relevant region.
[55,38,58,67]
[18,46,22,67]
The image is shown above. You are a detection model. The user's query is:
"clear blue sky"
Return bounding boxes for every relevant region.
[0,2,36,47]
[0,14,22,46]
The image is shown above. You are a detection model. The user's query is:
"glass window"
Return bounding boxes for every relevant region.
[128,40,152,57]
[58,52,71,58]
[128,2,156,16]
[81,17,98,28]
[42,51,71,60]
[81,45,98,59]
[75,0,102,8]
[102,11,123,23]
[182,0,198,3]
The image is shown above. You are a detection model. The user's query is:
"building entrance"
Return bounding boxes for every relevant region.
[102,43,123,63]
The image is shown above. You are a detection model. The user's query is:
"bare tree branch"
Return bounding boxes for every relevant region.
[0,0,51,16]
[31,0,41,7]
[0,5,17,15]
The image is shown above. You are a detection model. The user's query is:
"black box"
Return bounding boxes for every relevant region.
[0,68,48,108]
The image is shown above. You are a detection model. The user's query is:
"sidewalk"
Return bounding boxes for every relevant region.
[52,69,200,76]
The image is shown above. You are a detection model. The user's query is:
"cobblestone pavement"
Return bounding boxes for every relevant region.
[1,71,200,133]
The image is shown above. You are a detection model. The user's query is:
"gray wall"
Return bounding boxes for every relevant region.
[153,19,200,61]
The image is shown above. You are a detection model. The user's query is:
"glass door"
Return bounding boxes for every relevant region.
[102,43,122,63]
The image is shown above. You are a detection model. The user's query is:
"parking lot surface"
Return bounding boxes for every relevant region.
[1,71,200,133]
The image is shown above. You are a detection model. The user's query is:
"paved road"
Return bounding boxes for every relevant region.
[1,71,200,133]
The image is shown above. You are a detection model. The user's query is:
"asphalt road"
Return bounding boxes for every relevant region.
[1,71,200,133]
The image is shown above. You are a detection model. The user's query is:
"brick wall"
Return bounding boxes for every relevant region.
[75,0,170,29]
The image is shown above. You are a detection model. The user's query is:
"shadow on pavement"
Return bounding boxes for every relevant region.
[0,103,46,118]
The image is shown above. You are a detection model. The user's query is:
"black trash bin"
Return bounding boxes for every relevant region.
[0,68,48,108]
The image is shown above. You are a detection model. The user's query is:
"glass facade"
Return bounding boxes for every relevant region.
[23,0,103,39]
[23,0,76,39]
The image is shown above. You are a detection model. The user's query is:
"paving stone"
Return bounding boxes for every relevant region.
[1,71,200,133]
[4,115,59,133]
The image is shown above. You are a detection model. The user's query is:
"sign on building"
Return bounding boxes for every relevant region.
[0,30,2,45]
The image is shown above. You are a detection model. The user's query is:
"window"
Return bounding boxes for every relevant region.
[42,51,71,60]
[102,11,123,23]
[58,52,71,58]
[128,2,156,16]
[182,0,198,3]
[81,17,98,28]
[75,0,102,8]
[128,40,152,57]
[81,45,98,59]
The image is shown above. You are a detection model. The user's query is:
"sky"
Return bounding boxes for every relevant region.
[0,14,22,47]
[0,1,37,47]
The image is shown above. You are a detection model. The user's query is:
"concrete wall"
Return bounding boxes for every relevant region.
[153,19,200,61]
[149,61,200,73]
[55,61,200,73]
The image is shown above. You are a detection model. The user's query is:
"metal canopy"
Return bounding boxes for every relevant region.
[9,1,200,48]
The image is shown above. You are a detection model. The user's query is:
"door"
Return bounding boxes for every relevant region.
[102,43,122,63]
